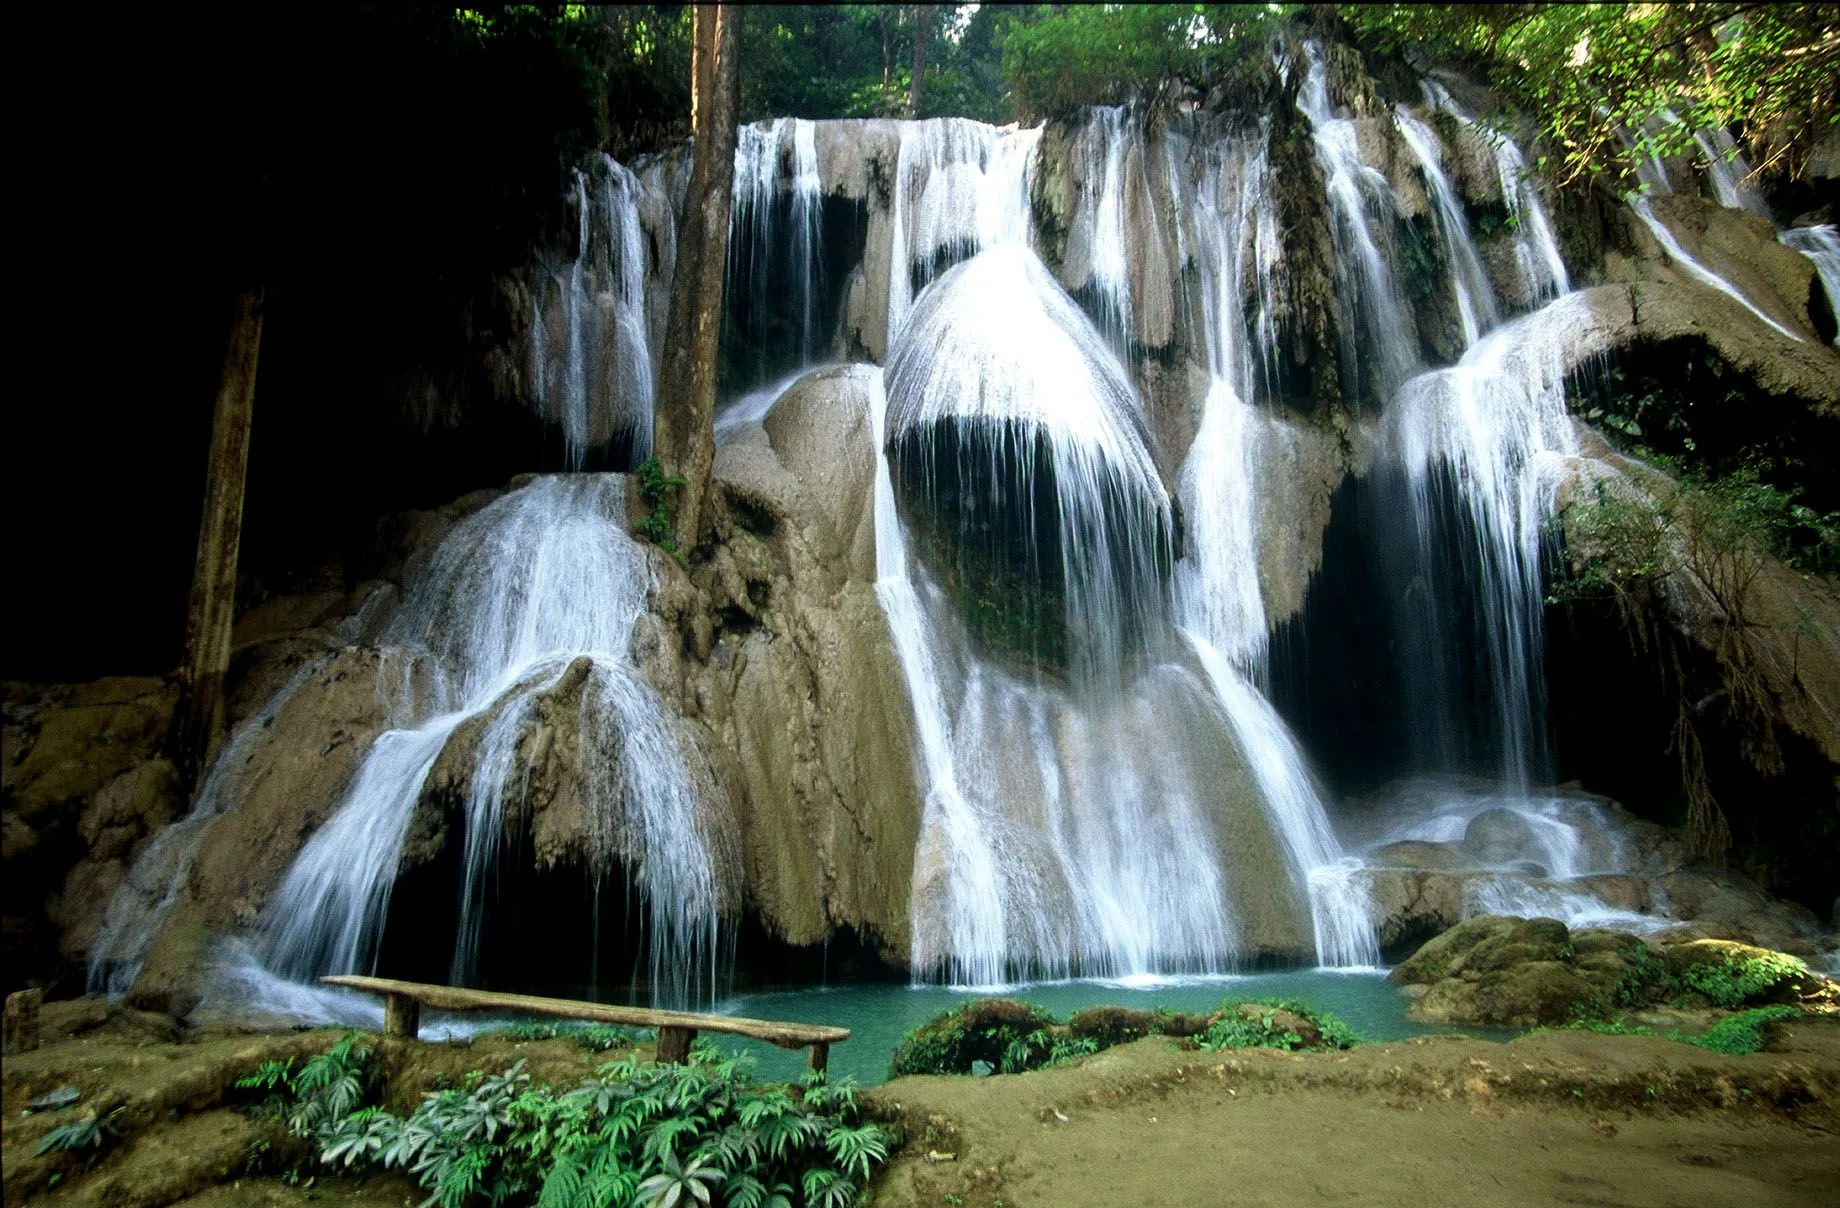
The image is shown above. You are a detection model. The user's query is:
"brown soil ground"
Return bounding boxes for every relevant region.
[6,1003,1838,1207]
[861,1018,1840,1208]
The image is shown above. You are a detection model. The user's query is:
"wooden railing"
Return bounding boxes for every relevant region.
[320,976,850,1073]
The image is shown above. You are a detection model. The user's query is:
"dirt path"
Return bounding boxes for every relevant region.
[864,1021,1840,1207]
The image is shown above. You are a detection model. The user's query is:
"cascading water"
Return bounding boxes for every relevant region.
[258,476,736,1006]
[1629,196,1806,343]
[1782,224,1840,345]
[1395,106,1500,345]
[1297,43,1419,403]
[725,118,827,395]
[1167,121,1377,967]
[530,158,658,465]
[885,244,1274,985]
[1693,125,1772,218]
[1421,81,1570,306]
[885,118,1042,343]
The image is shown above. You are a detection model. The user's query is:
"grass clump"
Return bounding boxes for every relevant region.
[244,1032,892,1207]
[1669,1005,1802,1055]
[890,999,1061,1077]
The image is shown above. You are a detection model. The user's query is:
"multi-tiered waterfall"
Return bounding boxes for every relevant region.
[91,37,1836,1015]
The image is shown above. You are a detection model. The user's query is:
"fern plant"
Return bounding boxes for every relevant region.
[260,1034,893,1207]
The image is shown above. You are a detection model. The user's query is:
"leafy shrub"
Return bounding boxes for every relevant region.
[1196,1000,1361,1053]
[893,997,1361,1077]
[633,457,688,557]
[486,1021,654,1052]
[257,1034,890,1207]
[890,999,1060,1077]
[1679,948,1808,1010]
[1669,1005,1802,1055]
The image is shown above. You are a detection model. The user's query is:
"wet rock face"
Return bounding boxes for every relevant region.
[2,678,179,994]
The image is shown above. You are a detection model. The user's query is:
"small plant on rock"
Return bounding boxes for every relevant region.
[634,457,688,557]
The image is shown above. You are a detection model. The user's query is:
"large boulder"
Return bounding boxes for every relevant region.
[1390,915,1639,1027]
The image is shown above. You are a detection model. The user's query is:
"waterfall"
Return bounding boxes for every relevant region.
[1384,295,1595,788]
[1782,224,1840,345]
[1693,126,1772,219]
[1167,124,1378,968]
[887,244,1176,687]
[530,158,658,465]
[1628,196,1805,343]
[1395,106,1500,345]
[728,118,827,389]
[87,662,324,995]
[258,476,734,1005]
[1422,82,1570,305]
[882,237,1285,985]
[1297,43,1418,402]
[885,118,1041,342]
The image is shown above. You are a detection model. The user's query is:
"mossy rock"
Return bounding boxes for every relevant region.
[1665,939,1812,1009]
[889,998,1059,1077]
[1394,916,1678,1028]
[1390,915,1571,985]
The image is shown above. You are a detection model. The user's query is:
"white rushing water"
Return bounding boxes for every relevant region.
[257,476,734,1005]
[1395,106,1500,345]
[1384,294,1592,787]
[1169,120,1379,968]
[1421,81,1570,306]
[530,158,658,465]
[885,118,1042,343]
[1782,224,1840,345]
[730,117,827,380]
[1297,43,1418,402]
[1629,196,1805,343]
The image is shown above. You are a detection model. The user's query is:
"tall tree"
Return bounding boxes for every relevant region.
[171,286,265,779]
[910,5,932,116]
[654,4,740,552]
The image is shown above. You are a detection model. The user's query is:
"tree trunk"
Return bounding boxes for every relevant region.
[653,4,739,553]
[172,285,264,782]
[910,5,931,117]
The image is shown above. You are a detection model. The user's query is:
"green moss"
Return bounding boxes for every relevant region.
[1669,1005,1802,1055]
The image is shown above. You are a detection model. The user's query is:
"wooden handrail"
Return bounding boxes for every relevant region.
[320,975,848,1074]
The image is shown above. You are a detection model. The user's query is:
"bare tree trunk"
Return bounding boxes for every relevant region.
[653,4,739,553]
[910,5,931,117]
[172,285,264,781]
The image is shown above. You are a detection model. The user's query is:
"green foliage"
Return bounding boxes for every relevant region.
[1669,1005,1802,1055]
[1680,949,1808,1010]
[634,457,689,557]
[1001,4,1284,119]
[1341,4,1840,186]
[488,1021,655,1053]
[890,999,1061,1077]
[258,1036,890,1208]
[1195,999,1361,1053]
[1542,1016,1655,1037]
[34,1114,116,1161]
[999,1029,1101,1075]
[894,996,1359,1077]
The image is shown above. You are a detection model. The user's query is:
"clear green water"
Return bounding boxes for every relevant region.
[695,970,1498,1086]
